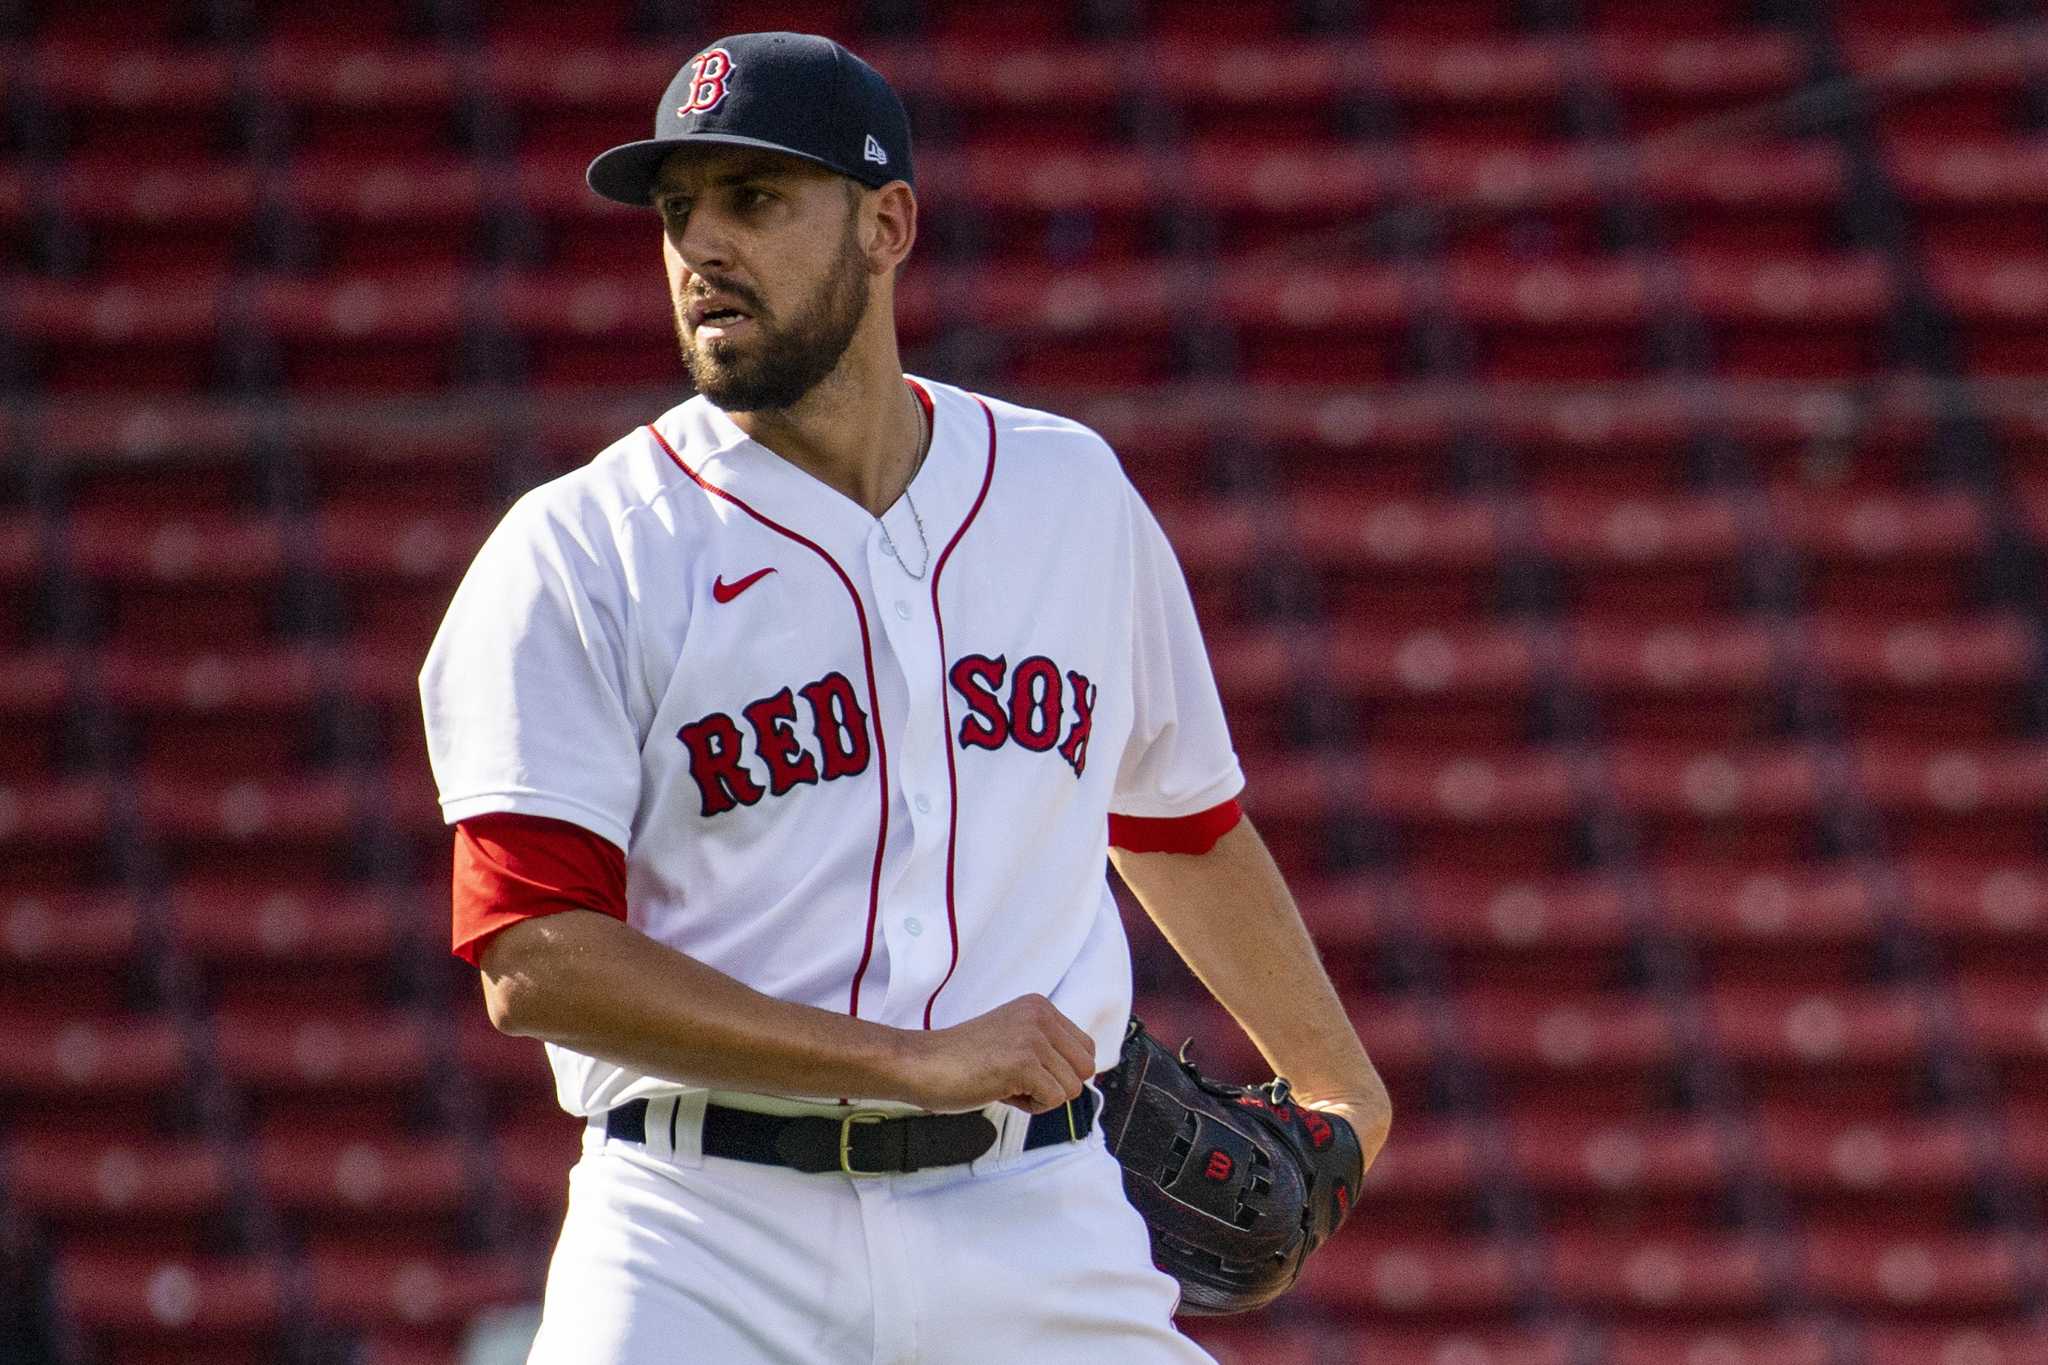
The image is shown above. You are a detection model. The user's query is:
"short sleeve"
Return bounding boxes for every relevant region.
[419,493,644,851]
[1110,483,1245,820]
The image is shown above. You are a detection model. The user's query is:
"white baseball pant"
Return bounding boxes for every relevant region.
[526,1095,1217,1364]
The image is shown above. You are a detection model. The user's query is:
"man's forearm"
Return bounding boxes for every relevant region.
[1111,816,1391,1155]
[479,909,912,1100]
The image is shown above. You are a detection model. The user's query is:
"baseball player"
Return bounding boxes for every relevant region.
[420,32,1390,1363]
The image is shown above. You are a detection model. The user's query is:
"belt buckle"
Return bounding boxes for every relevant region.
[838,1109,893,1177]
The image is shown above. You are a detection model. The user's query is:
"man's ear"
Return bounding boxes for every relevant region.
[862,181,917,274]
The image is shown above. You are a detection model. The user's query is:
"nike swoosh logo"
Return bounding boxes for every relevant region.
[712,567,776,603]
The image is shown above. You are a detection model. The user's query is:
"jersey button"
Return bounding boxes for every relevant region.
[904,916,924,936]
[893,599,912,621]
[913,793,932,815]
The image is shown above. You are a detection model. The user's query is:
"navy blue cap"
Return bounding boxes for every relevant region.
[586,32,914,206]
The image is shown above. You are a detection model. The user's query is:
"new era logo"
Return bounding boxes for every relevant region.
[863,134,888,166]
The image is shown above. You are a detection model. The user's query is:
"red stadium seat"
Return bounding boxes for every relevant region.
[1507,1111,1732,1231]
[257,1131,474,1238]
[1328,620,1541,748]
[1953,971,2048,1096]
[1408,870,1632,991]
[1366,746,1579,873]
[1447,256,1654,383]
[55,157,257,284]
[1566,617,1781,746]
[170,879,401,1007]
[1888,136,2048,257]
[54,1251,288,1358]
[303,1247,537,1332]
[1902,858,2048,973]
[1595,33,1805,137]
[95,645,327,782]
[1802,1227,2028,1318]
[0,1007,190,1112]
[1726,381,1937,494]
[63,508,287,647]
[253,43,464,159]
[970,265,1182,388]
[1292,492,1506,629]
[273,154,486,276]
[1755,1106,1980,1231]
[1814,614,2035,743]
[1637,143,1848,256]
[1354,1115,1487,1233]
[139,772,359,883]
[1293,1232,1522,1321]
[1329,1327,1578,1365]
[1927,248,2048,377]
[1605,1324,1836,1365]
[316,503,494,662]
[1487,385,1698,495]
[7,1131,231,1246]
[0,777,114,892]
[1655,861,1880,985]
[1460,986,1681,1115]
[1533,490,1750,626]
[1773,487,1990,620]
[0,889,143,1013]
[1862,1325,2048,1365]
[10,276,227,394]
[1547,1231,1776,1321]
[493,271,685,391]
[212,1004,434,1128]
[0,647,70,781]
[1704,984,1933,1111]
[249,272,469,394]
[33,44,241,162]
[1684,253,1894,380]
[1605,743,1826,865]
[1856,741,2048,864]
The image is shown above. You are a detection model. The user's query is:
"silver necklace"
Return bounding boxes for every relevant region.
[879,400,933,580]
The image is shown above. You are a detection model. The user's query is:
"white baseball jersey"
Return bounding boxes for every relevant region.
[419,375,1243,1119]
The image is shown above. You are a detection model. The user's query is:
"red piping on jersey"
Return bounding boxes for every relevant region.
[918,383,998,1029]
[644,421,893,1021]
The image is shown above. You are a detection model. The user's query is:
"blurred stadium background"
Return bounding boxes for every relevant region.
[7,0,2048,1362]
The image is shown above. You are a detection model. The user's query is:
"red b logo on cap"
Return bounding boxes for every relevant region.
[679,48,734,115]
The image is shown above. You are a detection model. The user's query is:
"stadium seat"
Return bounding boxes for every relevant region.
[1862,1325,2048,1365]
[54,1251,288,1360]
[1604,1324,1836,1365]
[1508,1110,1733,1232]
[1534,490,1751,625]
[1566,617,1783,746]
[1605,743,1827,865]
[1293,1232,1522,1321]
[1802,1227,2029,1319]
[0,889,143,1013]
[1755,1106,1981,1231]
[1704,983,1933,1111]
[1655,861,1881,985]
[1292,492,1506,628]
[1409,870,1632,991]
[1546,1230,1776,1322]
[6,1131,231,1247]
[1461,985,1683,1116]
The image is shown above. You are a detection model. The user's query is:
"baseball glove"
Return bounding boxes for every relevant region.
[1094,1015,1364,1315]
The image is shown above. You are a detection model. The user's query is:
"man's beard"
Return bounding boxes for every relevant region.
[677,221,870,413]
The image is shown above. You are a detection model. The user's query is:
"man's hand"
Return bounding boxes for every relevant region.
[892,994,1096,1114]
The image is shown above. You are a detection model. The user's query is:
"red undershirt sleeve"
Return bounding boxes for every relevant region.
[1107,797,1244,856]
[452,811,628,967]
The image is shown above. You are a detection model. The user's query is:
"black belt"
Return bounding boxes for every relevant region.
[604,1088,1098,1176]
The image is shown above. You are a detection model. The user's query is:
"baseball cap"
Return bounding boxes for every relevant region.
[586,32,914,206]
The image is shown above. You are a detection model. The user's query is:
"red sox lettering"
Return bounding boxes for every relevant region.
[676,653,1097,818]
[949,653,1097,777]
